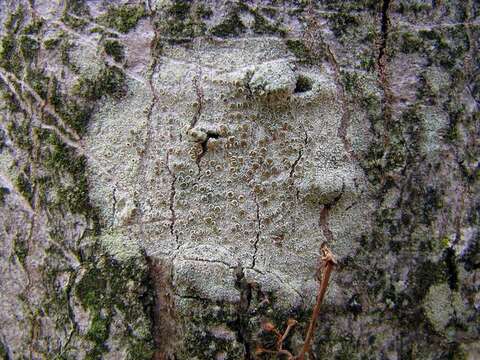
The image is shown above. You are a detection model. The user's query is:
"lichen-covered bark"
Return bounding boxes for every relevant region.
[0,0,478,359]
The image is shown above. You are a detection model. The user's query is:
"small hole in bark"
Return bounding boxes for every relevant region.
[294,75,312,93]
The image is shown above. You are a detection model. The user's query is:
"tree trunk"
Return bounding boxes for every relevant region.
[0,1,478,359]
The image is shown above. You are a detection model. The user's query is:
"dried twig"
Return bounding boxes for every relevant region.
[255,243,337,359]
[296,243,337,359]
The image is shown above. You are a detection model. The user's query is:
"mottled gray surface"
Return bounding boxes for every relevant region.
[0,0,479,359]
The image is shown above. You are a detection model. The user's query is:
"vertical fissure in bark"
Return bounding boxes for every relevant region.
[251,194,261,269]
[377,0,393,150]
[443,247,459,291]
[165,154,177,242]
[196,131,220,176]
[234,266,253,359]
[190,74,204,130]
[319,186,344,243]
[378,0,391,65]
[146,257,178,360]
[111,186,117,227]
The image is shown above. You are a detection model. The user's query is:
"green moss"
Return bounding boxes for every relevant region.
[327,12,359,38]
[5,5,25,33]
[62,0,90,28]
[0,127,5,150]
[444,104,465,143]
[104,39,125,62]
[251,10,286,36]
[167,0,191,19]
[342,71,361,94]
[1,87,21,112]
[210,11,245,37]
[15,172,33,205]
[0,33,23,77]
[401,32,423,53]
[60,40,76,69]
[13,233,28,266]
[286,39,314,63]
[57,100,91,135]
[0,341,7,359]
[0,34,16,60]
[41,132,93,214]
[98,4,146,33]
[22,19,44,35]
[62,13,88,29]
[85,313,110,358]
[75,252,154,358]
[7,120,31,151]
[397,1,432,15]
[0,34,23,74]
[65,0,90,16]
[46,76,61,108]
[47,66,125,137]
[43,37,60,50]
[196,3,213,19]
[25,68,49,99]
[73,65,126,102]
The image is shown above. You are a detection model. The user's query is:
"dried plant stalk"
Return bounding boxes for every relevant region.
[255,244,336,360]
[296,243,337,360]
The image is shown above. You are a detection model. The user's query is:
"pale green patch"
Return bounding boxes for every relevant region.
[101,231,141,262]
[423,282,467,336]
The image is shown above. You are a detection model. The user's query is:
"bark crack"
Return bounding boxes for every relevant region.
[324,44,356,162]
[304,4,355,161]
[146,257,177,360]
[234,265,253,359]
[378,0,393,148]
[190,73,204,129]
[195,131,220,176]
[59,270,79,357]
[111,186,117,228]
[181,257,235,269]
[165,153,178,243]
[251,194,261,269]
[378,0,391,66]
[289,149,303,178]
[319,183,345,243]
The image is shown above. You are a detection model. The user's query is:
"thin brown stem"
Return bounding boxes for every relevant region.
[254,245,336,360]
[296,244,336,360]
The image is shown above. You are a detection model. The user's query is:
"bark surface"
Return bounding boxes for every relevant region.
[0,1,478,359]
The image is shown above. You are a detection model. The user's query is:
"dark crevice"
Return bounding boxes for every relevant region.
[319,183,345,243]
[111,186,117,227]
[378,0,391,64]
[443,247,459,291]
[377,0,393,148]
[60,270,78,356]
[289,149,303,178]
[173,294,211,302]
[196,131,220,171]
[182,257,234,269]
[251,194,261,269]
[319,29,356,162]
[165,154,178,242]
[190,75,204,129]
[146,257,177,360]
[234,266,253,359]
[294,74,312,93]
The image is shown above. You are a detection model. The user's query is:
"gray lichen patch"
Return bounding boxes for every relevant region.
[86,78,153,228]
[248,59,297,98]
[423,282,468,336]
[86,36,373,317]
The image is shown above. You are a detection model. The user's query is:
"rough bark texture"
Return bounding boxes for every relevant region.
[0,0,479,359]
